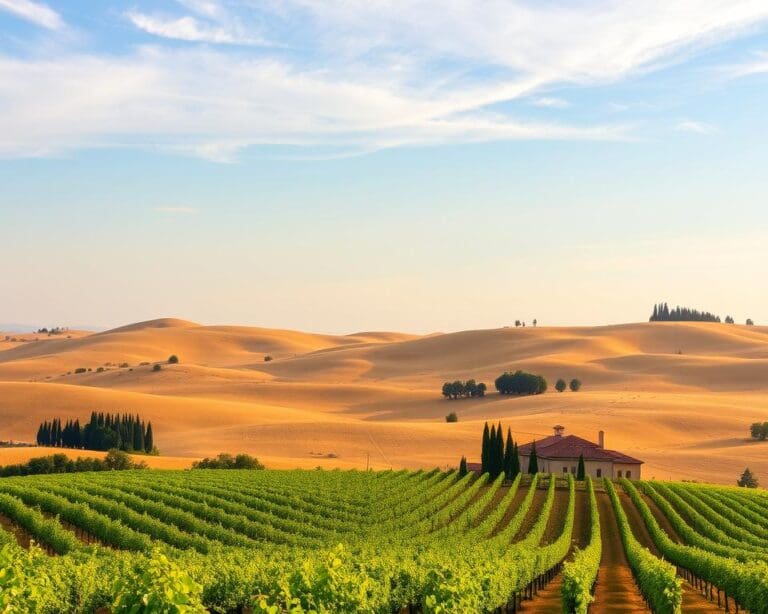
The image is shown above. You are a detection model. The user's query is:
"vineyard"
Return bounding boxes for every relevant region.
[0,469,766,612]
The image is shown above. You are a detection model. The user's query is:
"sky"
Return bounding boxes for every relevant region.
[2,1,768,333]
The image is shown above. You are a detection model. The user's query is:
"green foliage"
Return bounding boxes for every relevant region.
[555,378,567,392]
[604,479,682,613]
[528,441,538,474]
[494,370,547,395]
[750,422,768,440]
[444,412,458,423]
[263,355,273,362]
[576,453,585,481]
[441,379,486,399]
[649,302,721,322]
[569,378,582,392]
[458,456,467,477]
[113,549,206,613]
[737,467,759,488]
[152,364,162,372]
[562,476,601,613]
[168,355,179,364]
[192,453,265,470]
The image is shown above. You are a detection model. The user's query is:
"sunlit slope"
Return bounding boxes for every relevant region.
[0,320,767,482]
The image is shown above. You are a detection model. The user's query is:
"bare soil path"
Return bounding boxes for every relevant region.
[591,491,649,613]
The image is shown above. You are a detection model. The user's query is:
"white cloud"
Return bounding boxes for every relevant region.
[720,50,768,78]
[530,97,570,109]
[155,206,196,214]
[0,0,62,29]
[126,12,259,45]
[675,120,715,135]
[1,1,768,159]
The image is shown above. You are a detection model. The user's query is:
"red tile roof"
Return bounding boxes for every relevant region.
[517,434,642,464]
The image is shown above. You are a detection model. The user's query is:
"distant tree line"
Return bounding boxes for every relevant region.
[650,302,721,323]
[192,453,264,469]
[479,422,521,480]
[442,379,487,400]
[0,450,146,477]
[750,422,768,441]
[36,412,155,454]
[495,370,547,395]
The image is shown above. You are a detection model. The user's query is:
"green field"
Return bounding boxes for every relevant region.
[0,469,766,612]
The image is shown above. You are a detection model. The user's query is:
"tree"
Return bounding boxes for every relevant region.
[144,422,154,453]
[737,467,759,488]
[476,382,487,397]
[514,320,521,328]
[533,319,537,327]
[489,424,497,475]
[495,370,548,395]
[511,442,520,479]
[577,454,585,481]
[445,412,458,423]
[263,355,273,362]
[751,422,768,441]
[569,378,582,392]
[152,364,162,372]
[459,456,468,477]
[503,428,514,480]
[746,319,755,326]
[442,382,453,399]
[481,422,490,474]
[725,315,735,324]
[168,355,179,364]
[555,378,567,393]
[528,441,539,474]
[495,422,504,478]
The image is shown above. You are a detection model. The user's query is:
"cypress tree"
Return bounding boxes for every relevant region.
[512,442,520,479]
[495,422,504,478]
[489,424,497,475]
[144,422,153,453]
[528,441,539,475]
[459,456,468,477]
[577,453,585,481]
[503,428,514,480]
[481,422,490,473]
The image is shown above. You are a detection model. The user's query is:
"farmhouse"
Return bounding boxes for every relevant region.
[518,425,642,479]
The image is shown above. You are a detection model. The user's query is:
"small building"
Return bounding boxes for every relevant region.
[517,425,642,479]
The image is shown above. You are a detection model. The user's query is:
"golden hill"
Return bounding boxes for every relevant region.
[1,318,767,483]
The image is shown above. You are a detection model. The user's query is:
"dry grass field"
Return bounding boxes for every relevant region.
[1,318,767,483]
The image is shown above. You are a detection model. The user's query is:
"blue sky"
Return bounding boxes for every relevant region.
[2,1,768,333]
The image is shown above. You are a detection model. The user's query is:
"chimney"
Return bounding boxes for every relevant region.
[598,430,605,449]
[553,425,564,438]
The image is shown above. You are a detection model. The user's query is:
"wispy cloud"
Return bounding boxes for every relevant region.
[1,1,768,159]
[126,12,261,45]
[155,206,196,214]
[675,120,715,135]
[719,50,768,79]
[0,0,62,29]
[530,97,570,109]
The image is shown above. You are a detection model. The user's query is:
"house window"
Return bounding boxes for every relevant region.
[596,469,602,478]
[626,470,632,479]
[563,466,568,473]
[617,470,623,478]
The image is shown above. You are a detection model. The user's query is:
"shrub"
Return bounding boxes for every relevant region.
[263,355,273,362]
[74,367,87,374]
[192,453,264,470]
[750,422,768,441]
[746,318,755,326]
[569,378,582,392]
[737,467,759,488]
[96,367,105,373]
[555,378,567,392]
[152,364,162,372]
[494,370,547,395]
[139,362,150,366]
[168,355,179,364]
[120,362,129,368]
[445,412,458,423]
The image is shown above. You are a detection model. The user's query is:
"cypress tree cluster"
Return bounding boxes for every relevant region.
[649,302,721,322]
[37,412,155,454]
[480,422,520,480]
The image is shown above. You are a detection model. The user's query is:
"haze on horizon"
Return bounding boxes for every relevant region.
[2,1,768,334]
